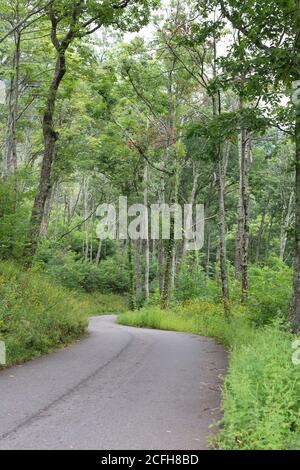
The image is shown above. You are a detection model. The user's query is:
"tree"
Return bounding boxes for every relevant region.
[203,0,300,329]
[24,0,159,264]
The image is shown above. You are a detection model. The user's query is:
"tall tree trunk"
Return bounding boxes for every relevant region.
[158,152,166,296]
[144,164,150,301]
[266,213,273,259]
[182,162,200,258]
[134,239,142,306]
[161,164,181,309]
[255,209,266,262]
[290,108,300,332]
[95,239,102,265]
[279,192,293,261]
[24,32,68,264]
[218,142,230,316]
[2,28,21,179]
[235,102,251,303]
[206,230,211,276]
[128,239,136,310]
[40,182,56,237]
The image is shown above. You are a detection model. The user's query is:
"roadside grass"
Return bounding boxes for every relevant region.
[76,291,128,316]
[0,261,126,368]
[118,302,300,450]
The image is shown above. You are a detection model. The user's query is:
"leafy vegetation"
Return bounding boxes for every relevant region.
[0,0,300,451]
[0,261,126,367]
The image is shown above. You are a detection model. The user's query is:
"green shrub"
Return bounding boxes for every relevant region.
[247,259,293,325]
[218,326,300,450]
[175,258,211,301]
[0,261,121,367]
[43,252,130,293]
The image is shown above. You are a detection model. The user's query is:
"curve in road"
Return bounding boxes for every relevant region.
[0,315,227,450]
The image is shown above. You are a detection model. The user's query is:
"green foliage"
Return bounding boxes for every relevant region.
[0,178,31,260]
[43,252,129,293]
[248,259,293,325]
[218,326,300,450]
[0,261,87,366]
[174,258,211,302]
[164,257,293,326]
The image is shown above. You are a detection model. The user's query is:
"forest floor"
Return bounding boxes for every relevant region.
[0,315,227,450]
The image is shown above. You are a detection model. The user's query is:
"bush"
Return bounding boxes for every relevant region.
[43,252,130,293]
[218,326,300,450]
[0,261,95,367]
[247,259,293,325]
[175,259,210,302]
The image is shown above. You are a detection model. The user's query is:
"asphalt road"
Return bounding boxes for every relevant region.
[0,315,227,450]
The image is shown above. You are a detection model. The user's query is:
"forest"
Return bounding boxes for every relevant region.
[0,0,300,451]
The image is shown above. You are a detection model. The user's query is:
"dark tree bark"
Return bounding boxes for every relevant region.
[24,29,69,263]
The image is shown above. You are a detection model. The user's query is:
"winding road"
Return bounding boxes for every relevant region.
[0,315,227,450]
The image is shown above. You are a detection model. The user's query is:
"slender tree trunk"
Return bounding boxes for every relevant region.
[134,239,142,306]
[215,241,220,282]
[279,192,293,261]
[68,182,83,225]
[255,210,266,262]
[158,151,166,296]
[290,109,300,332]
[83,179,90,262]
[2,28,20,179]
[218,142,230,316]
[161,163,181,309]
[206,231,211,276]
[95,239,102,265]
[266,213,273,259]
[235,128,246,275]
[40,182,56,237]
[182,162,200,258]
[54,181,60,237]
[144,164,150,301]
[128,239,136,310]
[235,100,251,303]
[241,133,251,303]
